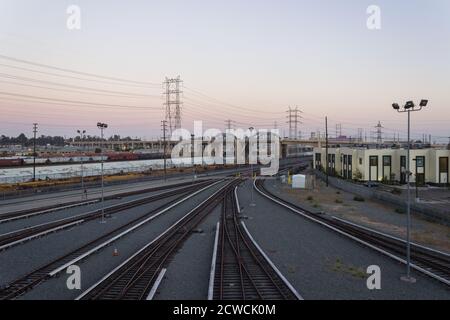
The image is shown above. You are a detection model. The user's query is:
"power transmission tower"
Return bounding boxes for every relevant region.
[163,76,183,136]
[225,119,235,131]
[161,120,168,181]
[32,123,38,181]
[357,128,363,143]
[286,106,302,139]
[335,123,342,138]
[375,121,383,145]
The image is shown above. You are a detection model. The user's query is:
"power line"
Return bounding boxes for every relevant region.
[0,63,161,89]
[0,54,160,86]
[0,91,159,110]
[0,73,161,98]
[184,85,280,115]
[0,79,159,100]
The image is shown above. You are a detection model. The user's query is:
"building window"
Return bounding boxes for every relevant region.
[369,156,378,166]
[383,155,391,166]
[359,158,362,165]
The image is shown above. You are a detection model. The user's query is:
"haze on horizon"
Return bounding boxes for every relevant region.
[0,0,449,143]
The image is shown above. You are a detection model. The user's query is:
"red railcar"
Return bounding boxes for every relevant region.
[0,158,25,167]
[106,153,138,161]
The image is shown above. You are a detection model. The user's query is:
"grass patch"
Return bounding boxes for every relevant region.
[332,258,366,279]
[353,196,365,202]
[312,203,320,208]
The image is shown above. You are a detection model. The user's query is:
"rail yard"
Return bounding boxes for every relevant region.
[0,158,448,302]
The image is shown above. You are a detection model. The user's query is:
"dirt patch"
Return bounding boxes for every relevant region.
[279,179,450,253]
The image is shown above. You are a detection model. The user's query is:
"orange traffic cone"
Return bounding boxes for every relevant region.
[113,248,119,256]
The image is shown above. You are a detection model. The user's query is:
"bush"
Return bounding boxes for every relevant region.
[307,196,314,201]
[353,196,365,202]
[391,188,402,195]
[395,208,406,214]
[335,199,343,204]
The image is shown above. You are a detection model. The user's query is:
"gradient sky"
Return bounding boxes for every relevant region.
[0,0,449,142]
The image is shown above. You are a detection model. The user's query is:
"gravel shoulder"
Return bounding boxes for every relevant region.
[270,177,450,253]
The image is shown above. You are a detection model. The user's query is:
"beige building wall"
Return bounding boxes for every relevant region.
[313,147,450,184]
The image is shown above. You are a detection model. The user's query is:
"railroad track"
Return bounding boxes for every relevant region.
[210,186,300,300]
[77,179,239,300]
[0,180,211,224]
[255,179,450,286]
[0,180,214,251]
[0,180,223,300]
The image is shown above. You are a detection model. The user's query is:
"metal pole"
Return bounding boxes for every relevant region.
[33,123,37,181]
[325,117,329,187]
[162,120,167,181]
[100,127,105,223]
[402,109,415,282]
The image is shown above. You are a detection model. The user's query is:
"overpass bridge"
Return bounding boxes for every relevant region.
[68,138,374,158]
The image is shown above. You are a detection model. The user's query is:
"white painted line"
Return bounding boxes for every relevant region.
[0,200,98,224]
[0,220,84,251]
[207,222,220,300]
[238,203,303,300]
[234,186,241,214]
[50,181,223,277]
[331,216,450,257]
[75,180,230,300]
[254,180,450,286]
[146,268,167,300]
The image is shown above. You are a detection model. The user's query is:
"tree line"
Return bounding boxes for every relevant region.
[0,134,142,146]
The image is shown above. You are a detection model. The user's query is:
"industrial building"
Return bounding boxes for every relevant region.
[313,147,450,185]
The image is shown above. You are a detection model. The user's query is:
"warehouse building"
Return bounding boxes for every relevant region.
[313,147,450,185]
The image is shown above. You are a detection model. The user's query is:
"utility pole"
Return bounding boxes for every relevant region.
[77,129,86,200]
[32,123,38,181]
[325,117,329,187]
[163,76,183,136]
[249,127,256,207]
[161,120,168,181]
[97,122,108,224]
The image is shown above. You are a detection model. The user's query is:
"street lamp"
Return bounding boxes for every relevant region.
[249,127,256,207]
[392,99,428,283]
[77,129,86,200]
[97,122,108,224]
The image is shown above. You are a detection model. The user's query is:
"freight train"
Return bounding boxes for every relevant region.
[0,152,162,168]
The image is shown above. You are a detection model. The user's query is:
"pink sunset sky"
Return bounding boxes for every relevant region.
[0,0,449,142]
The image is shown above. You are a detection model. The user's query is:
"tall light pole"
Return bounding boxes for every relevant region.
[77,129,86,200]
[249,127,256,207]
[97,122,108,224]
[392,99,428,283]
[32,123,38,181]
